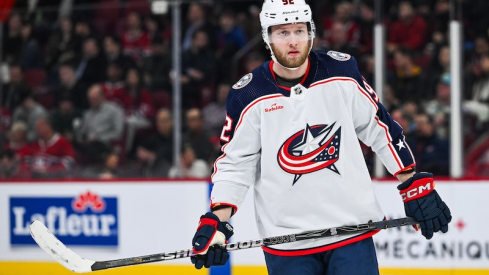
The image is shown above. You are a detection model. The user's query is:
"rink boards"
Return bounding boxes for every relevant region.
[0,179,488,275]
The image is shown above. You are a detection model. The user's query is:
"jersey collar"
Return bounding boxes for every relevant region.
[269,57,311,91]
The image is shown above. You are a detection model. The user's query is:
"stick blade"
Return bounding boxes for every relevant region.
[29,220,95,273]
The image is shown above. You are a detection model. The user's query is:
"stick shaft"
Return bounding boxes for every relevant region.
[91,217,416,271]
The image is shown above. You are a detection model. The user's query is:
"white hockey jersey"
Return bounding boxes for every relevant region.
[211,50,416,256]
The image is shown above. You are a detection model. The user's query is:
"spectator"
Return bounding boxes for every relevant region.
[5,121,30,160]
[18,21,44,70]
[168,145,210,178]
[81,151,123,179]
[73,20,95,54]
[104,35,136,72]
[51,96,83,141]
[101,61,126,101]
[45,17,76,69]
[427,45,450,96]
[424,78,451,139]
[406,113,449,175]
[327,22,359,61]
[357,1,375,55]
[322,1,360,49]
[75,37,107,86]
[391,108,414,138]
[76,84,124,162]
[142,35,172,90]
[216,9,248,81]
[182,3,216,51]
[54,62,90,109]
[175,29,215,108]
[1,64,32,112]
[29,116,76,178]
[387,1,427,53]
[182,108,213,163]
[2,13,23,63]
[12,92,47,142]
[389,47,427,104]
[203,82,230,137]
[120,68,154,152]
[464,52,489,131]
[136,108,173,177]
[121,12,151,63]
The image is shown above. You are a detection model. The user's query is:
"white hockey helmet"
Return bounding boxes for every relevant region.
[259,0,316,69]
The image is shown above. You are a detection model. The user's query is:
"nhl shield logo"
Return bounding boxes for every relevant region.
[277,123,342,185]
[327,51,351,61]
[233,73,253,89]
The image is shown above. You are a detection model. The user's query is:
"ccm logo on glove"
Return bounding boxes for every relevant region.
[399,178,434,202]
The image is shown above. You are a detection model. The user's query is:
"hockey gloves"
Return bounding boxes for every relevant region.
[397,172,452,239]
[191,212,234,269]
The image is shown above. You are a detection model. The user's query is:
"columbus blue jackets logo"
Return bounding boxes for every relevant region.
[277,123,342,185]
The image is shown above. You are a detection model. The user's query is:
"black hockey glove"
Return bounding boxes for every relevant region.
[397,172,452,239]
[191,212,234,269]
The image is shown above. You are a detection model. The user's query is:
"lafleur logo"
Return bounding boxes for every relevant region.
[265,103,284,113]
[10,191,118,246]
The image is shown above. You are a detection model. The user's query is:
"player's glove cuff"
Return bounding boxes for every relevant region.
[192,212,233,254]
[397,172,435,202]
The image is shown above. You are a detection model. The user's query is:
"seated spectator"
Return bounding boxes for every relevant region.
[322,1,360,49]
[45,17,76,70]
[29,116,76,178]
[142,35,172,91]
[3,13,23,64]
[168,145,210,178]
[104,35,136,72]
[136,108,173,177]
[12,92,47,142]
[182,3,217,51]
[465,52,489,132]
[406,113,449,175]
[183,108,213,163]
[51,96,83,141]
[216,9,248,81]
[5,121,30,160]
[120,68,154,152]
[203,82,230,137]
[173,29,215,108]
[75,37,107,87]
[121,12,151,63]
[72,20,94,54]
[19,20,44,70]
[326,22,359,61]
[80,151,124,179]
[387,1,427,53]
[391,108,414,139]
[1,64,32,112]
[101,61,126,101]
[76,85,124,163]
[54,62,90,109]
[388,47,427,104]
[424,78,451,139]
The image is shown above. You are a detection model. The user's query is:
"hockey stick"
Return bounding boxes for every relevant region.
[30,217,416,273]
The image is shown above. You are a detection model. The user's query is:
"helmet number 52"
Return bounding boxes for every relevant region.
[283,0,294,5]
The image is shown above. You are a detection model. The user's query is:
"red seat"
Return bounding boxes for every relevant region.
[23,69,46,88]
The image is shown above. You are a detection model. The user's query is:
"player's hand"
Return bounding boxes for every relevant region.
[191,212,233,269]
[397,173,452,239]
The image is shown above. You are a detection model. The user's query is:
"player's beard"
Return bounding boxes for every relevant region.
[271,40,311,68]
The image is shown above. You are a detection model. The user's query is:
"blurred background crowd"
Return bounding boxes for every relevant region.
[1,0,488,180]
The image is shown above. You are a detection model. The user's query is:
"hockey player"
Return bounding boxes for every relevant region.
[191,1,452,274]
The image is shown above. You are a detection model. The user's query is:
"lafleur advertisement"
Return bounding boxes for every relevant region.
[10,191,118,246]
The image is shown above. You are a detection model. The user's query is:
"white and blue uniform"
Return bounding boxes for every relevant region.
[210,50,415,256]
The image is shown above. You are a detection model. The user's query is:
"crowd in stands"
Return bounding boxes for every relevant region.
[1,0,489,179]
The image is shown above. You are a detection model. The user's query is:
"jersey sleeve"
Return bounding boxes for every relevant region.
[210,86,262,214]
[347,58,415,176]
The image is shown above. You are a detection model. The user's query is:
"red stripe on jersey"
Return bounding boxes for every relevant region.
[374,117,403,170]
[262,229,380,256]
[393,163,416,177]
[211,144,228,179]
[269,58,311,91]
[310,77,378,111]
